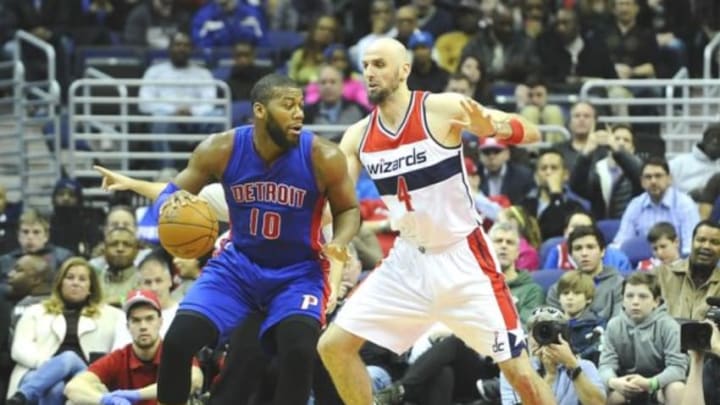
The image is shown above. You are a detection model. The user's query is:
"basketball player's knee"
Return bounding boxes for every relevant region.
[317,325,363,364]
[276,319,319,370]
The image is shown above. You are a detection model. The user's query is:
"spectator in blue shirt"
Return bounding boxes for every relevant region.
[191,0,266,49]
[612,156,700,256]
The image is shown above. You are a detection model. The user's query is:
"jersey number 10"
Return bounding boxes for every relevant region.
[249,208,281,239]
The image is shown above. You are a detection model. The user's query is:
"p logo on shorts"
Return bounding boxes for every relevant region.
[301,294,318,310]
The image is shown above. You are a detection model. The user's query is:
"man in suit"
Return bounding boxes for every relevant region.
[478,138,535,205]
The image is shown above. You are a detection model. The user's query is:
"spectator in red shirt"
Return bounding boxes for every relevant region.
[64,290,203,405]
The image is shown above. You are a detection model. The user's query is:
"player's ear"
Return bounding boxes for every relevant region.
[253,102,266,120]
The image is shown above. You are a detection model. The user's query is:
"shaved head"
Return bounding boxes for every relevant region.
[362,38,411,105]
[365,37,411,67]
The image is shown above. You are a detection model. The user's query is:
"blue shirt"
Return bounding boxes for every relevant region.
[612,187,699,256]
[191,1,266,48]
[501,358,605,405]
[222,126,324,268]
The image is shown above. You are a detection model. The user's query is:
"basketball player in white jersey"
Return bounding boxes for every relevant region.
[317,38,556,405]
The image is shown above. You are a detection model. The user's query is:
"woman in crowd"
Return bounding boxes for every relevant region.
[287,15,341,86]
[6,257,122,405]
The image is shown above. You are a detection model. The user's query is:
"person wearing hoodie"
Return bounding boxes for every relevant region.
[488,221,544,325]
[49,178,104,257]
[547,225,625,323]
[669,123,720,196]
[555,271,605,363]
[599,272,687,405]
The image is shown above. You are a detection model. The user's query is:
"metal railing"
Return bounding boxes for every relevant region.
[68,77,232,198]
[579,76,720,155]
[12,30,61,206]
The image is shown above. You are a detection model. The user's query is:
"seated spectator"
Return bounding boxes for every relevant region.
[303,65,369,141]
[271,0,332,32]
[456,54,494,106]
[547,226,625,322]
[349,0,396,71]
[556,271,605,362]
[669,123,720,196]
[138,31,220,169]
[407,31,449,93]
[170,254,206,301]
[0,209,73,292]
[433,0,481,73]
[489,222,544,324]
[543,210,632,272]
[305,44,371,110]
[226,40,274,101]
[501,306,606,405]
[497,206,541,271]
[569,124,643,220]
[556,101,598,172]
[68,0,130,46]
[517,77,565,143]
[612,156,700,256]
[287,15,340,86]
[520,148,590,240]
[599,272,687,405]
[124,0,190,49]
[461,5,540,84]
[478,138,534,205]
[49,178,104,257]
[92,205,151,266]
[463,158,505,224]
[91,227,141,307]
[112,253,178,349]
[0,183,22,255]
[6,257,122,405]
[699,171,720,222]
[637,222,681,271]
[414,0,453,38]
[7,255,53,330]
[654,220,720,320]
[191,0,265,48]
[64,290,203,405]
[535,7,617,91]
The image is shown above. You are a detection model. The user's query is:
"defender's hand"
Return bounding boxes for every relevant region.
[94,165,135,191]
[449,99,495,138]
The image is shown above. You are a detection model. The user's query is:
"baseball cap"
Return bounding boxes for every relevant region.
[408,31,434,50]
[478,137,508,151]
[464,157,478,175]
[123,289,162,317]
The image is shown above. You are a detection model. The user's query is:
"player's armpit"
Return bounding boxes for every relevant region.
[173,130,235,194]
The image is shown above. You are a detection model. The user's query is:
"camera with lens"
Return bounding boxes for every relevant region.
[680,297,720,353]
[529,307,570,347]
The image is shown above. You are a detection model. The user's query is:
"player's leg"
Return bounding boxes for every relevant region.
[319,244,434,405]
[437,229,555,405]
[158,247,255,405]
[660,381,685,405]
[270,315,321,405]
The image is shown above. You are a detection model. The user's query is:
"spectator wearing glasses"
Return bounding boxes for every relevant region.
[477,138,534,205]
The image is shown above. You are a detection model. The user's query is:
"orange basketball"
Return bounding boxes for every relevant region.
[158,197,219,259]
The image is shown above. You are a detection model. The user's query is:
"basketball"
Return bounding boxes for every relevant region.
[158,196,219,259]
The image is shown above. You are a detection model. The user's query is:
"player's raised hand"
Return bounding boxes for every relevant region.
[94,165,135,191]
[449,99,496,138]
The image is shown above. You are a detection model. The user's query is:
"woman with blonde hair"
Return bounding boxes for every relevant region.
[7,257,122,405]
[497,206,541,270]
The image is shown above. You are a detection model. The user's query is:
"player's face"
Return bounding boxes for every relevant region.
[128,306,162,349]
[139,262,172,304]
[264,88,304,150]
[362,54,403,105]
[61,265,92,304]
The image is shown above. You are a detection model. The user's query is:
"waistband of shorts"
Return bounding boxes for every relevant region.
[397,228,482,255]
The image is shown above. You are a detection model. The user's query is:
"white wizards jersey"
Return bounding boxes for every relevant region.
[358,91,480,250]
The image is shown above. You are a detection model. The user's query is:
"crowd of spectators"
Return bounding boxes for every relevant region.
[1,0,720,404]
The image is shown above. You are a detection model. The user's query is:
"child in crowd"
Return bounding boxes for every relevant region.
[636,222,681,271]
[556,271,605,364]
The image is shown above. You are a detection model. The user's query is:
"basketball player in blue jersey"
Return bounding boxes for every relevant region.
[317,38,557,405]
[95,73,360,405]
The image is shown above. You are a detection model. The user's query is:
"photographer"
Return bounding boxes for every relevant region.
[500,306,605,405]
[681,302,720,405]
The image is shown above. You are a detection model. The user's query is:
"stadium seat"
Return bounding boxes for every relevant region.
[232,101,253,127]
[620,237,653,268]
[539,236,563,268]
[530,269,565,296]
[597,219,621,244]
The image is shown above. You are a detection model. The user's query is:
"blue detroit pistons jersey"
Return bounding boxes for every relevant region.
[222,126,325,268]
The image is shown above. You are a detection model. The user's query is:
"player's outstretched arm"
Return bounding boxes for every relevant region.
[94,165,167,200]
[171,130,234,195]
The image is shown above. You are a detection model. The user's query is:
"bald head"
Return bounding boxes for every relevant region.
[365,37,411,67]
[362,38,411,105]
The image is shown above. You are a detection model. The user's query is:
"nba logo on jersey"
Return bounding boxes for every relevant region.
[301,294,319,310]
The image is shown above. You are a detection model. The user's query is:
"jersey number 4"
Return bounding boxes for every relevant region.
[249,208,281,239]
[397,176,414,211]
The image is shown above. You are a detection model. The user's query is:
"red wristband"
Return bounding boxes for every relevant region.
[506,118,525,144]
